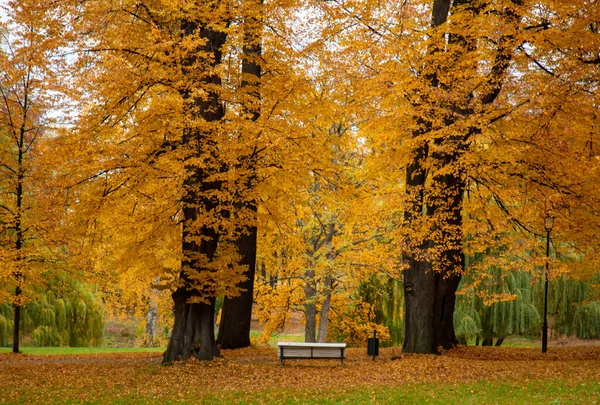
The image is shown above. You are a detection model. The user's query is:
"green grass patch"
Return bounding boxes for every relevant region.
[4,378,599,404]
[0,347,164,355]
[197,380,600,405]
[250,331,304,346]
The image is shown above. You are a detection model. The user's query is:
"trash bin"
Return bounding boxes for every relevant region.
[367,330,379,359]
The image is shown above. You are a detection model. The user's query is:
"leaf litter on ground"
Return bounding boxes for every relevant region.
[0,346,599,404]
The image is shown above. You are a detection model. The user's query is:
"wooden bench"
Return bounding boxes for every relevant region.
[277,342,346,365]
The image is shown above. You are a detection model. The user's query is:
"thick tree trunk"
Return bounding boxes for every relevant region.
[402,127,433,352]
[402,127,466,354]
[217,224,257,349]
[431,163,465,349]
[433,272,462,349]
[403,0,493,354]
[403,256,436,353]
[216,2,261,349]
[163,288,220,362]
[163,16,227,364]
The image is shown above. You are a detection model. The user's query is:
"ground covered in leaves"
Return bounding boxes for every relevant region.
[1,346,599,404]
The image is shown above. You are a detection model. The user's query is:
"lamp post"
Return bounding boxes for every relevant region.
[542,216,554,353]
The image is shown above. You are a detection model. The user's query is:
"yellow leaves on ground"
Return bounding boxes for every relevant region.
[1,346,599,403]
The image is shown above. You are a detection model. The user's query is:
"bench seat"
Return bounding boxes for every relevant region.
[277,342,346,365]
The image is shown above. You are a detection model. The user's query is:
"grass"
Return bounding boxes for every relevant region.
[0,347,164,355]
[3,377,599,404]
[0,331,302,355]
[0,330,300,355]
[195,380,600,405]
[250,331,305,346]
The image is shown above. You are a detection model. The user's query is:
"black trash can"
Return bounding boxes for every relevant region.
[367,330,379,359]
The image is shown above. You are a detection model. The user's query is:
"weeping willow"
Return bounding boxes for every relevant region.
[455,270,600,344]
[0,278,103,347]
[547,274,600,339]
[355,275,404,347]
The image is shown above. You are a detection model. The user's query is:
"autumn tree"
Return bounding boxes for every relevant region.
[0,0,71,353]
[312,0,600,354]
[60,0,284,361]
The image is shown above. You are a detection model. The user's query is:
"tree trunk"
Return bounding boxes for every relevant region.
[12,127,25,354]
[304,267,317,343]
[430,163,465,350]
[480,306,494,347]
[145,304,157,346]
[433,271,462,350]
[217,224,257,349]
[12,286,20,354]
[495,337,504,347]
[403,256,436,353]
[216,2,261,349]
[408,173,464,353]
[163,16,227,364]
[402,119,434,353]
[316,276,332,343]
[145,290,158,347]
[163,288,220,362]
[163,195,222,363]
[402,0,517,354]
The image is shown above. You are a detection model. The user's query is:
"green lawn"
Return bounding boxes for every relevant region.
[4,378,599,404]
[197,380,600,405]
[0,332,302,355]
[250,331,305,346]
[0,347,164,355]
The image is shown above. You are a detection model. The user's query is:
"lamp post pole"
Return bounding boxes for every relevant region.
[542,216,554,354]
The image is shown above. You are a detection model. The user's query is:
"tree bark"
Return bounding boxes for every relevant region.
[145,285,159,347]
[304,266,317,343]
[316,276,332,343]
[163,184,223,362]
[12,119,26,354]
[217,224,257,349]
[402,119,434,352]
[12,286,20,354]
[216,0,261,349]
[430,158,465,349]
[145,302,157,346]
[162,15,228,364]
[403,255,437,353]
[163,289,220,362]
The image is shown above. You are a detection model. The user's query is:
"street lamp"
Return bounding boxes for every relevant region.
[542,216,554,353]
